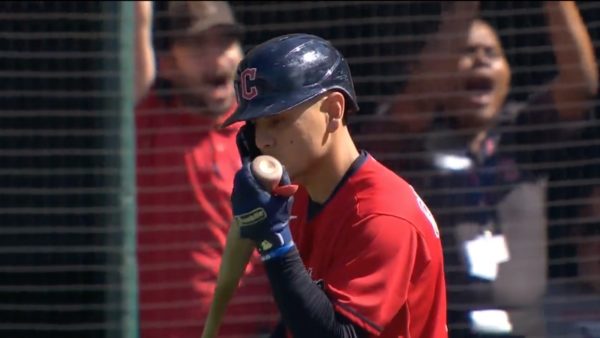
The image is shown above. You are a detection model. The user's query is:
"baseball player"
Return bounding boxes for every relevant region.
[220,34,448,338]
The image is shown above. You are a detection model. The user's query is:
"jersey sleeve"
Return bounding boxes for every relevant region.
[323,214,431,336]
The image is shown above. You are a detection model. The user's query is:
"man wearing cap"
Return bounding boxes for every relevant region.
[135,2,278,337]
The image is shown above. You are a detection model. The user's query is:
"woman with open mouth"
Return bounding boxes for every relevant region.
[363,2,598,338]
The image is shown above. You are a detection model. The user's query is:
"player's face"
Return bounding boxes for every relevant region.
[166,27,243,116]
[454,20,511,129]
[253,96,330,184]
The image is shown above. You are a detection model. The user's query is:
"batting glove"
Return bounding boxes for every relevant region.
[232,123,298,261]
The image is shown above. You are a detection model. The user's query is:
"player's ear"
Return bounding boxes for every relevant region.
[322,91,345,133]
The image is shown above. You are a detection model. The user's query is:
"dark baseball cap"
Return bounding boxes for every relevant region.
[167,1,243,38]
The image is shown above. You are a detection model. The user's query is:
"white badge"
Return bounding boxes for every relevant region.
[464,231,510,280]
[470,309,513,334]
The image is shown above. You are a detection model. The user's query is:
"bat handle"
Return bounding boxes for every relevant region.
[252,155,283,191]
[201,226,255,338]
[201,156,283,338]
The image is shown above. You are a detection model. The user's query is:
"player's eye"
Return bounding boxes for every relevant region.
[266,116,283,128]
[273,119,285,127]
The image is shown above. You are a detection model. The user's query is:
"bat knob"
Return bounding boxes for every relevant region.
[251,155,283,191]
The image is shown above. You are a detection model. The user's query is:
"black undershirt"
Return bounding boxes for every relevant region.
[265,249,367,338]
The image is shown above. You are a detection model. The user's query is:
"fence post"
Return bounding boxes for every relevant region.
[103,1,138,338]
[118,2,138,338]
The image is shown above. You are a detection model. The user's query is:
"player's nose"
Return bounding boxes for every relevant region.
[254,129,275,152]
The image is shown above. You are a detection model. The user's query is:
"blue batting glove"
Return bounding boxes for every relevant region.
[231,160,295,261]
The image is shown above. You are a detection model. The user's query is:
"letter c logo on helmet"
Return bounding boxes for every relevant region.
[240,68,258,100]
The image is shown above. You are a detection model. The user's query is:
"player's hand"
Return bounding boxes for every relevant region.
[231,159,295,261]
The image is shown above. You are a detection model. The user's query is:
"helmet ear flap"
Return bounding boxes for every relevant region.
[236,123,262,161]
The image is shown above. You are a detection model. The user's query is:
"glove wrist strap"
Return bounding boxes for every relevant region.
[261,241,295,261]
[257,224,294,261]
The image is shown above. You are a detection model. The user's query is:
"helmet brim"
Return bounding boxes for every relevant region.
[221,88,328,128]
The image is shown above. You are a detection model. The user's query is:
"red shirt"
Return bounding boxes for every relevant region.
[290,154,447,338]
[136,92,278,338]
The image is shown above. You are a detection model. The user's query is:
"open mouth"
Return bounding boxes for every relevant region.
[464,76,494,105]
[206,75,230,87]
[204,74,233,100]
[465,76,494,92]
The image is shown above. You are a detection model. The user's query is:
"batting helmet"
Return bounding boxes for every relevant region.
[222,33,359,127]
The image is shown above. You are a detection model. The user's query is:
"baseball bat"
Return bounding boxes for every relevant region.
[200,155,284,338]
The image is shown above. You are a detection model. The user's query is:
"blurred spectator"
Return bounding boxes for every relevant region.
[363,1,597,338]
[134,2,277,338]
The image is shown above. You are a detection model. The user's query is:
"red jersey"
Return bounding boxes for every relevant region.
[136,92,278,338]
[290,153,447,338]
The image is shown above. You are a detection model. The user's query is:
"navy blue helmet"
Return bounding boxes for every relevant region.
[222,33,359,127]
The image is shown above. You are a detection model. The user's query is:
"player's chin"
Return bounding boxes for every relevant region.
[284,166,302,184]
[269,157,295,180]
